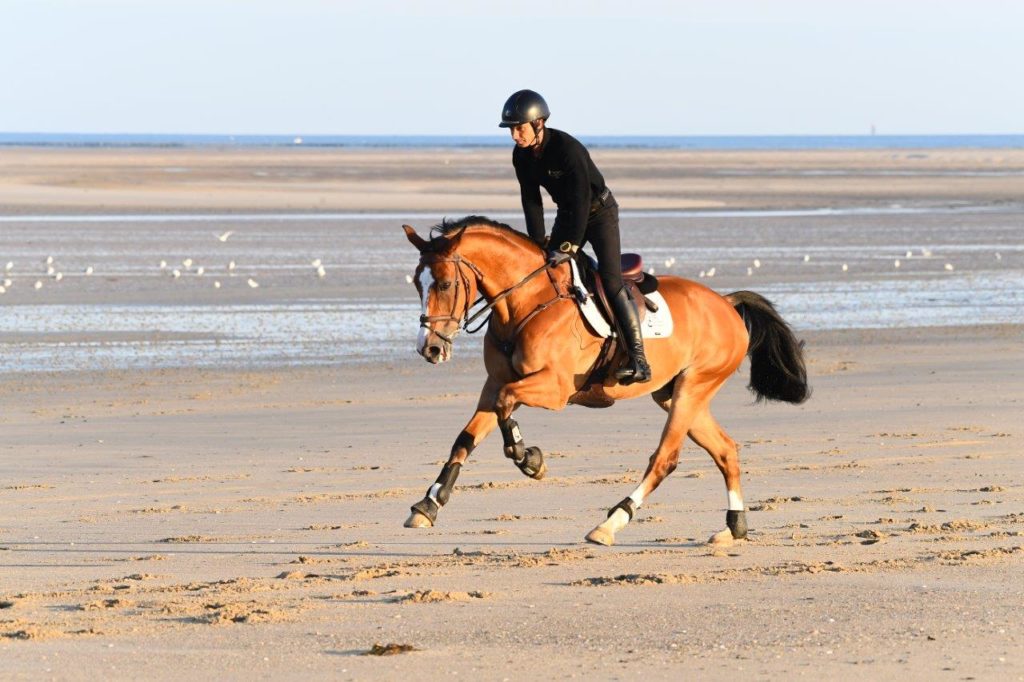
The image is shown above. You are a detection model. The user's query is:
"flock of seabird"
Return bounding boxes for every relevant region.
[0,231,329,295]
[0,235,997,296]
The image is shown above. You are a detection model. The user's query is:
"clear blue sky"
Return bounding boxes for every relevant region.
[1,0,1021,136]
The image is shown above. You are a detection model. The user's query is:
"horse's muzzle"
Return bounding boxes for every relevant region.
[420,340,452,364]
[418,322,457,364]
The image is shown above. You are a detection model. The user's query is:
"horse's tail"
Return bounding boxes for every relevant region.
[727,290,810,405]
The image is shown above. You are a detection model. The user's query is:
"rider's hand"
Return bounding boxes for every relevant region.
[546,250,571,268]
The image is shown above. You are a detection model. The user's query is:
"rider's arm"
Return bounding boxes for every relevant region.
[549,149,591,251]
[515,156,546,245]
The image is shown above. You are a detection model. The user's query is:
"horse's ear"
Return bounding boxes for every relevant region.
[402,224,428,252]
[448,226,468,243]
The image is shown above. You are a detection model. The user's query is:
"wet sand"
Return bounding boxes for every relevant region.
[1,148,1022,680]
[2,146,1024,213]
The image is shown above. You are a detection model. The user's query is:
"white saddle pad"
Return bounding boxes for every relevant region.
[569,259,673,340]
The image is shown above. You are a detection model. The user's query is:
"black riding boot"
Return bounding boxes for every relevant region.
[611,287,652,384]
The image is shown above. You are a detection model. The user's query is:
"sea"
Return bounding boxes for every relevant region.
[2,133,1024,150]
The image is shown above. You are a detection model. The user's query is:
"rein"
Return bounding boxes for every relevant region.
[463,262,550,332]
[418,254,566,342]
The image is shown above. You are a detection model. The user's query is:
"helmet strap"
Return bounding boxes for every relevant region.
[529,119,545,150]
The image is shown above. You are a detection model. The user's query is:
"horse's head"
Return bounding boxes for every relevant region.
[403,224,481,364]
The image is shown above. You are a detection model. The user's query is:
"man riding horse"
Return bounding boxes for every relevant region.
[500,89,651,384]
[399,92,809,545]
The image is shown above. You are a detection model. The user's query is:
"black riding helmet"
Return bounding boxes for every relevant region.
[498,90,550,128]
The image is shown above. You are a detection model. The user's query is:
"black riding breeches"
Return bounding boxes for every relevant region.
[555,196,624,297]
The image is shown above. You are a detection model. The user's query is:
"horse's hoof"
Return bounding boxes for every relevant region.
[520,446,546,480]
[404,511,433,528]
[585,526,615,546]
[708,528,734,546]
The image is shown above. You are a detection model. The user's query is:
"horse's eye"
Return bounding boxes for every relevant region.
[438,281,453,291]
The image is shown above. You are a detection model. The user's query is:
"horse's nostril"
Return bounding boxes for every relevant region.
[426,345,442,358]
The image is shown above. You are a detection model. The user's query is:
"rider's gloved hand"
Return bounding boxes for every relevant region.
[546,249,572,268]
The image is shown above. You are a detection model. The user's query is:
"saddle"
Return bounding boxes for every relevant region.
[577,253,660,328]
[569,253,662,402]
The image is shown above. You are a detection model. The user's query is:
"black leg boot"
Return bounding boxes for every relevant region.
[610,287,652,384]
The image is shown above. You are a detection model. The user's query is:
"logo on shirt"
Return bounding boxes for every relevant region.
[547,170,564,179]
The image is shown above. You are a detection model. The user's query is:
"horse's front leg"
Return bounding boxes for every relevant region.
[404,378,500,529]
[494,368,573,481]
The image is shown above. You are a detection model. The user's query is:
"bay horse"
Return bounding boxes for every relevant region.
[402,216,809,546]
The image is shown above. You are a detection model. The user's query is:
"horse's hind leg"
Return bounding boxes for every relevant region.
[404,379,500,528]
[688,410,746,544]
[585,377,703,546]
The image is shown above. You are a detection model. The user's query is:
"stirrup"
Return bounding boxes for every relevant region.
[615,358,651,385]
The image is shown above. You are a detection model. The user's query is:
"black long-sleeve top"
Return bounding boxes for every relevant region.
[512,128,607,249]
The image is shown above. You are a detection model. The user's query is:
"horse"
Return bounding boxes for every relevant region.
[402,216,809,546]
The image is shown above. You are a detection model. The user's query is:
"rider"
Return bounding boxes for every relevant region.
[499,89,651,384]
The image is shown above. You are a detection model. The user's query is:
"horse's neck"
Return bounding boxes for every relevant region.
[461,233,550,325]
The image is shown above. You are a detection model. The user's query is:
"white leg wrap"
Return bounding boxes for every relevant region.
[605,508,631,533]
[628,487,645,509]
[728,489,744,511]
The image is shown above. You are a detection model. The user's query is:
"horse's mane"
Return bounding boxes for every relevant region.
[429,215,537,250]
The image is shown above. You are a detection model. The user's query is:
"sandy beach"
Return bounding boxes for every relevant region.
[1,147,1022,680]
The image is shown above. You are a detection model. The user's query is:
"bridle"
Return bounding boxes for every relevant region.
[417,254,485,344]
[417,253,559,345]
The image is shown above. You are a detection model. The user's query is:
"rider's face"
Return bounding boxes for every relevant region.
[510,122,538,148]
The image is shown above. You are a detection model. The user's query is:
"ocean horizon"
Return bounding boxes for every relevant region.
[2,132,1023,150]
